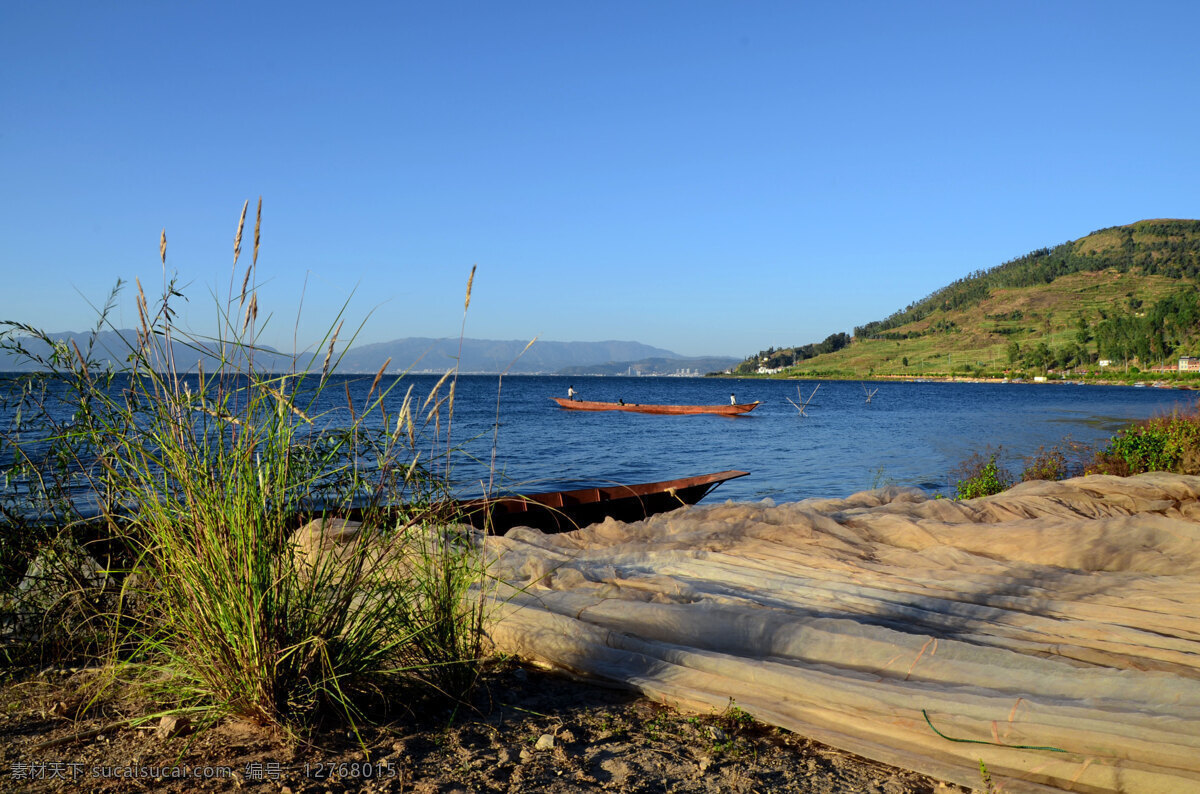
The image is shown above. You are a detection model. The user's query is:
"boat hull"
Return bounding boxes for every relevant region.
[459,470,749,533]
[553,397,760,415]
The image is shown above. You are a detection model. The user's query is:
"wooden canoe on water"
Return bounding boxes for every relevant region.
[458,470,750,533]
[553,397,760,416]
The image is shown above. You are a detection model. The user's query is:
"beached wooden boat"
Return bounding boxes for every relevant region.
[458,470,749,533]
[287,471,749,536]
[553,397,760,416]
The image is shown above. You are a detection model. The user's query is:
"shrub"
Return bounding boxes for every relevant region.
[1020,445,1069,482]
[954,453,1013,500]
[1090,410,1200,476]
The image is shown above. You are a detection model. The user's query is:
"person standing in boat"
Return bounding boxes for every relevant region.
[568,385,578,401]
[730,394,736,405]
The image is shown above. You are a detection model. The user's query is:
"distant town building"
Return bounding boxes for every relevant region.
[1098,359,1112,367]
[1179,357,1200,372]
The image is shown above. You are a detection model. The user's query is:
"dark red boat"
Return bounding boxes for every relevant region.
[553,398,760,415]
[458,470,749,533]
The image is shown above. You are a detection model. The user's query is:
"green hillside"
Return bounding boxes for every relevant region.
[737,219,1200,380]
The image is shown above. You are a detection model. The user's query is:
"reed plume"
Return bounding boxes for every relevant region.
[367,358,391,404]
[233,199,247,267]
[322,320,343,382]
[252,196,261,266]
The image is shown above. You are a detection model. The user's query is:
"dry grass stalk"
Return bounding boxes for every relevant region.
[233,200,248,267]
[195,403,243,426]
[398,389,415,445]
[253,196,261,266]
[241,292,258,334]
[425,394,448,439]
[159,229,167,265]
[446,266,476,458]
[464,265,476,311]
[322,320,343,381]
[232,196,253,311]
[135,278,150,341]
[367,358,392,403]
[425,394,448,424]
[70,340,91,383]
[261,382,312,423]
[488,335,538,492]
[424,369,453,410]
[239,265,253,310]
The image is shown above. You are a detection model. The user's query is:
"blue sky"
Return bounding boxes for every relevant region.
[2,1,1198,359]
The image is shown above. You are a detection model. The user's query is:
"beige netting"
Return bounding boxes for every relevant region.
[483,473,1200,793]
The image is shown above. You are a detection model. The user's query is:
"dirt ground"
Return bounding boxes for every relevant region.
[0,663,971,793]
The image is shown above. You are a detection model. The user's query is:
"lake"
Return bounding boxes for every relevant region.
[386,375,1196,502]
[2,373,1194,509]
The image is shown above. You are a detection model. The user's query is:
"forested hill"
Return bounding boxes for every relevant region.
[735,219,1200,378]
[855,219,1200,338]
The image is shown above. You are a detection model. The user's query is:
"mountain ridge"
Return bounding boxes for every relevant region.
[335,337,682,374]
[0,331,734,376]
[738,219,1200,378]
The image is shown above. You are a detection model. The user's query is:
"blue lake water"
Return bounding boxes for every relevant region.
[382,375,1196,502]
[2,373,1195,508]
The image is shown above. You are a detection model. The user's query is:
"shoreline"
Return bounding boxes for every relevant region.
[719,371,1200,389]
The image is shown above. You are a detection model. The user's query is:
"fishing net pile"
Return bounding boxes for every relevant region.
[484,472,1200,793]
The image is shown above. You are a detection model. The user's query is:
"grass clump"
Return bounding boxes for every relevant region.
[0,202,490,734]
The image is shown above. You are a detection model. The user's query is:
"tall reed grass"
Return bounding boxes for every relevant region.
[0,202,490,732]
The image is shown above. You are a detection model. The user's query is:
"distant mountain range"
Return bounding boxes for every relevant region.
[0,331,738,376]
[0,329,292,373]
[338,337,684,374]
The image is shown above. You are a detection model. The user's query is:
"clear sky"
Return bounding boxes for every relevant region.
[2,1,1198,359]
